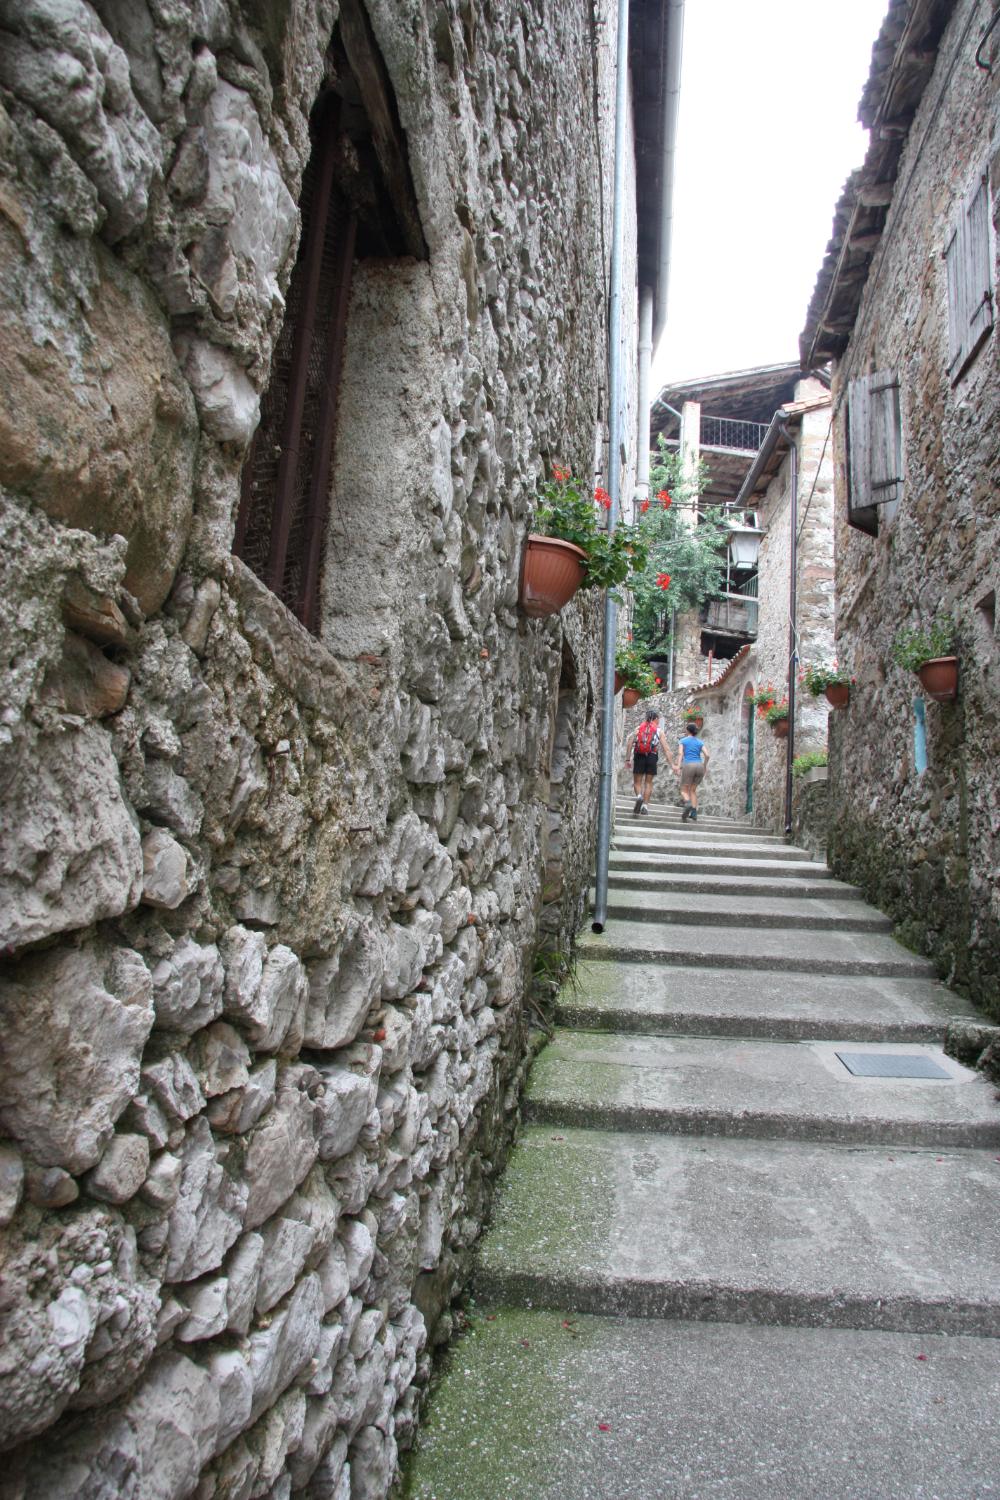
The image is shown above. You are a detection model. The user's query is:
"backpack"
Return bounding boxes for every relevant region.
[636,720,659,754]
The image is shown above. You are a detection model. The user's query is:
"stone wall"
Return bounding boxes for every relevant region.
[825,0,1000,1015]
[749,393,834,834]
[0,1,634,1495]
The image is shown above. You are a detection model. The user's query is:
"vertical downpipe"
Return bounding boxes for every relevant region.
[591,0,631,934]
[636,289,654,502]
[783,423,799,837]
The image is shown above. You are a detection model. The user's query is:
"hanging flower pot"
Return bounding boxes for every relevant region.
[519,534,586,618]
[916,656,959,702]
[622,687,641,708]
[614,672,625,694]
[771,718,790,739]
[824,683,850,709]
[685,715,704,732]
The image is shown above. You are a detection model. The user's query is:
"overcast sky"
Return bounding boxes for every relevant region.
[654,0,889,387]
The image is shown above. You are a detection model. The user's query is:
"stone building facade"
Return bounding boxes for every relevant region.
[0,1,672,1495]
[801,0,1000,1014]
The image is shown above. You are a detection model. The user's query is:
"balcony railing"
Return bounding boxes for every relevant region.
[699,416,769,453]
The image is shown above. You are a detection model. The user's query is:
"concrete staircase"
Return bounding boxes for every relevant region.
[404,806,1000,1499]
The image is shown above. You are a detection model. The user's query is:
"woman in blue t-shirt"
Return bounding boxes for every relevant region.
[673,726,710,822]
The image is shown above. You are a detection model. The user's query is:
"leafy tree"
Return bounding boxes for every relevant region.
[631,441,730,653]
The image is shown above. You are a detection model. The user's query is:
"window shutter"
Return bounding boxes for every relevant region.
[869,371,902,520]
[946,169,994,382]
[235,99,357,633]
[964,172,993,353]
[846,374,878,536]
[944,221,965,377]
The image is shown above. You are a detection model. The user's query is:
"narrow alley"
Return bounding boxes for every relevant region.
[405,799,1000,1499]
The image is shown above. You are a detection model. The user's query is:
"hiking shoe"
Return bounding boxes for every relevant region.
[633,795,643,815]
[681,806,691,821]
[690,809,698,821]
[639,805,649,815]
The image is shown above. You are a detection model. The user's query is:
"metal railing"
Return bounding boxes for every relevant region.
[699,416,769,452]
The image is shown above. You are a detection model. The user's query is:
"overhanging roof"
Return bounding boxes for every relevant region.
[800,0,956,368]
[631,0,684,339]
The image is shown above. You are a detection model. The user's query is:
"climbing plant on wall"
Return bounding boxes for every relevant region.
[631,441,730,654]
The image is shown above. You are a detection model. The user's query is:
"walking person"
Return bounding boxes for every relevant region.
[624,711,667,816]
[674,723,710,822]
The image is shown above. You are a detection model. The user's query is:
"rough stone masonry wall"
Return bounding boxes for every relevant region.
[0,1,625,1495]
[751,398,834,834]
[827,0,1000,1015]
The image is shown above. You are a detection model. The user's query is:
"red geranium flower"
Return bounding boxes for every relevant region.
[552,463,570,482]
[657,489,672,508]
[639,498,650,512]
[655,676,662,685]
[594,486,611,509]
[656,573,671,590]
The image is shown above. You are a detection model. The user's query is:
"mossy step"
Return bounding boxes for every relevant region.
[606,869,857,898]
[596,890,890,931]
[579,920,936,977]
[524,1030,1000,1149]
[474,1126,1000,1335]
[611,837,814,862]
[403,1309,1000,1500]
[557,961,978,1042]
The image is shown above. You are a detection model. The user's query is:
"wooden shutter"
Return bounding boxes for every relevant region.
[965,173,993,353]
[846,375,877,536]
[945,170,994,382]
[235,99,357,633]
[869,372,902,520]
[847,371,901,533]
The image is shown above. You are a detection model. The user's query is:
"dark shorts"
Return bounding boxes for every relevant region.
[633,752,658,776]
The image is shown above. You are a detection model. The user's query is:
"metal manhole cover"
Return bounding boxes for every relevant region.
[835,1051,952,1080]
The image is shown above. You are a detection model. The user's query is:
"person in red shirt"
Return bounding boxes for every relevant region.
[624,711,667,816]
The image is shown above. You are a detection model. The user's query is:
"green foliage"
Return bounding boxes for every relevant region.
[792,749,828,777]
[751,684,779,712]
[764,698,789,723]
[630,440,729,653]
[799,660,853,695]
[614,644,659,696]
[891,615,955,671]
[533,468,648,597]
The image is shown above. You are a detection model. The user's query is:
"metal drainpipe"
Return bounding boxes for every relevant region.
[591,0,631,934]
[781,421,798,837]
[636,289,654,501]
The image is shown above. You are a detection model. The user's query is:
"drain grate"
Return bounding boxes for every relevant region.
[836,1051,952,1080]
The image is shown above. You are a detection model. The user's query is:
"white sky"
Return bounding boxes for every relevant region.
[654,0,889,386]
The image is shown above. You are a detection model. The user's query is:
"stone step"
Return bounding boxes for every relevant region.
[596,890,889,931]
[610,851,832,878]
[615,804,764,835]
[404,1310,1000,1500]
[557,961,978,1043]
[616,819,789,845]
[612,834,814,862]
[524,1030,1000,1148]
[579,919,936,978]
[605,869,858,899]
[474,1126,1000,1335]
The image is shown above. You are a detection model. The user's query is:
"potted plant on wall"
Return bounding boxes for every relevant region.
[764,698,790,738]
[800,660,855,709]
[683,701,705,731]
[751,684,778,717]
[520,464,648,618]
[615,644,658,707]
[891,615,958,702]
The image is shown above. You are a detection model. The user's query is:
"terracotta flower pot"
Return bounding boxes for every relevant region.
[614,672,624,694]
[519,534,586,618]
[824,683,850,709]
[622,688,641,708]
[685,715,704,731]
[771,718,790,739]
[917,656,958,702]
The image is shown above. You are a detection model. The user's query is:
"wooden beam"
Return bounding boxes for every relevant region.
[338,0,427,260]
